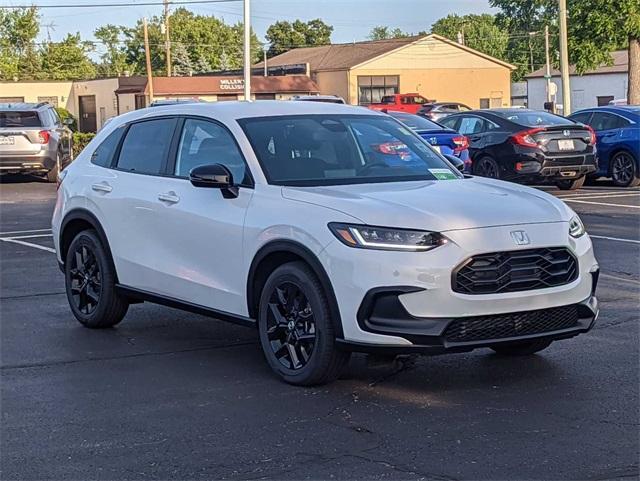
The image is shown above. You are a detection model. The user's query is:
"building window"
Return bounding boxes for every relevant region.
[479,98,490,109]
[358,76,399,105]
[254,93,276,100]
[597,95,614,106]
[217,94,238,101]
[37,96,58,107]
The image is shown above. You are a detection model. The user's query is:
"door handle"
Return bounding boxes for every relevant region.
[158,191,180,204]
[91,182,112,193]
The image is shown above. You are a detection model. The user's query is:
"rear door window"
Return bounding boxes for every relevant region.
[116,118,177,175]
[439,116,460,130]
[590,112,629,131]
[458,116,486,135]
[0,111,42,128]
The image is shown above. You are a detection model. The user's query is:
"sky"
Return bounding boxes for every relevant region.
[0,0,496,46]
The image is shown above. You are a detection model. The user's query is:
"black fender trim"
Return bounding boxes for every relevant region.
[247,240,344,339]
[116,285,256,328]
[59,209,115,273]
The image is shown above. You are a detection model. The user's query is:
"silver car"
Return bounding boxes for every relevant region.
[0,102,73,182]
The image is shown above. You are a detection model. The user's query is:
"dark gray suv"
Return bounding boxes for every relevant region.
[0,102,73,182]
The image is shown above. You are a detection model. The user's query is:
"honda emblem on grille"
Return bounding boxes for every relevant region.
[563,130,571,136]
[510,230,530,246]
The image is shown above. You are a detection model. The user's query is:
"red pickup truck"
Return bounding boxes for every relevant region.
[368,93,434,114]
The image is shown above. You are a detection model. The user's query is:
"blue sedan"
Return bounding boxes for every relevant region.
[569,106,640,187]
[384,111,472,172]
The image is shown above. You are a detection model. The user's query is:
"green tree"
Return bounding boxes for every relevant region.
[94,24,128,76]
[0,7,40,80]
[490,0,639,100]
[368,26,411,40]
[122,8,260,75]
[265,19,333,56]
[431,14,509,62]
[39,33,96,80]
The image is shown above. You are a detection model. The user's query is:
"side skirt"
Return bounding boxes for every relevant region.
[115,285,257,329]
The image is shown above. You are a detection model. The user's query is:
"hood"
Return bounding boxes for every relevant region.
[282,177,571,232]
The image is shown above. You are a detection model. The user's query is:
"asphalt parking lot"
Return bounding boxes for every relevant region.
[1,176,638,481]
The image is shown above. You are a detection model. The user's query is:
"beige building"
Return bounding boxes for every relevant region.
[1,74,319,132]
[257,34,515,108]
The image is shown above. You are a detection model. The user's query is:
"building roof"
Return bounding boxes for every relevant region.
[255,34,515,72]
[136,75,319,96]
[526,50,628,78]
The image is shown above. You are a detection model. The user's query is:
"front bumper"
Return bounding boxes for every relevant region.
[320,222,599,349]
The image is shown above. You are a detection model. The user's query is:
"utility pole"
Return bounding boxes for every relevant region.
[558,0,571,114]
[263,47,267,77]
[545,25,552,103]
[243,0,251,101]
[143,18,154,104]
[164,0,171,77]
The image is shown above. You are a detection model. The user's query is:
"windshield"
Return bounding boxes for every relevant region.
[239,114,460,186]
[0,111,42,128]
[492,110,574,127]
[387,112,443,131]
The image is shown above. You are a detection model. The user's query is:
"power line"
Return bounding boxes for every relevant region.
[0,0,240,9]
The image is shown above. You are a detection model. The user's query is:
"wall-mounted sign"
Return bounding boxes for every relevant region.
[220,79,244,90]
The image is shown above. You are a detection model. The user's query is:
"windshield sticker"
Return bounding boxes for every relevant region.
[428,168,458,180]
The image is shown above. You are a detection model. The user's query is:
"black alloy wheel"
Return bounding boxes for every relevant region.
[258,261,350,385]
[68,243,102,315]
[611,152,640,187]
[476,156,500,179]
[265,282,316,370]
[65,230,129,328]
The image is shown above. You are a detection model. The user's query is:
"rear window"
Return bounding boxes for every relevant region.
[0,111,42,128]
[91,125,125,167]
[492,111,573,127]
[380,96,395,104]
[388,112,442,131]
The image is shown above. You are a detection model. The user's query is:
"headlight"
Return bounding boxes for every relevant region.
[328,223,446,251]
[569,215,586,238]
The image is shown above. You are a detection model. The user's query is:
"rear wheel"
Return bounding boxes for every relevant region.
[491,339,552,356]
[611,152,640,187]
[474,156,500,179]
[45,152,61,183]
[65,229,128,328]
[257,261,350,386]
[555,175,585,190]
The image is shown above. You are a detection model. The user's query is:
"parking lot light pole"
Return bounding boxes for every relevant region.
[243,0,251,101]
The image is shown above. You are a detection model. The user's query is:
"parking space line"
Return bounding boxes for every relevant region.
[3,233,53,240]
[0,228,52,236]
[0,238,56,253]
[600,273,640,286]
[590,234,640,245]
[556,190,640,198]
[563,199,640,209]
[558,193,640,200]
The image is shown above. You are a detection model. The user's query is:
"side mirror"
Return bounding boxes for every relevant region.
[63,117,74,126]
[443,154,465,173]
[189,164,239,199]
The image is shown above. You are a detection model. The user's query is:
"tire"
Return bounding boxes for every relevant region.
[474,156,501,179]
[45,152,61,183]
[555,175,585,190]
[491,339,552,356]
[65,229,129,328]
[257,261,350,386]
[610,151,640,187]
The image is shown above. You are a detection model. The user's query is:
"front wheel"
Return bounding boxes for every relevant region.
[65,229,129,328]
[555,175,585,190]
[491,339,552,356]
[611,152,640,187]
[258,261,350,386]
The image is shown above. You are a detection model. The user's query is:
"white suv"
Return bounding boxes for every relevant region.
[52,101,599,385]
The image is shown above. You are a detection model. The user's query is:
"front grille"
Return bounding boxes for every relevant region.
[443,304,579,343]
[454,247,578,295]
